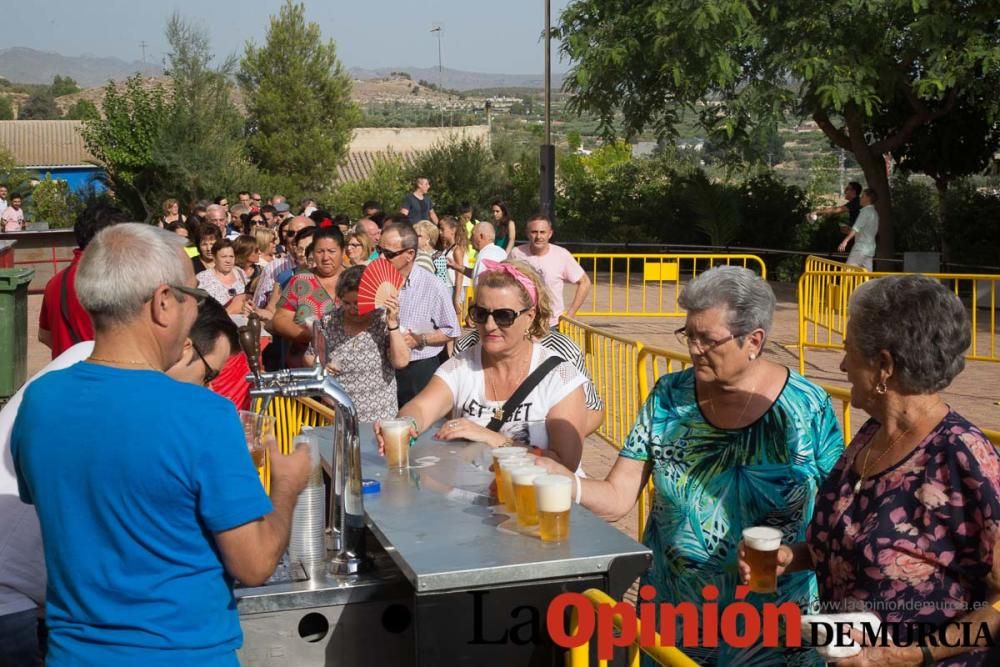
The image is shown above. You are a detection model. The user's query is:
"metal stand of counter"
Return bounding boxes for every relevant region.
[236,422,652,666]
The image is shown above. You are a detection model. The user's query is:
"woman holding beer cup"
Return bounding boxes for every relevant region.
[536,266,843,665]
[738,275,1000,666]
[376,260,589,471]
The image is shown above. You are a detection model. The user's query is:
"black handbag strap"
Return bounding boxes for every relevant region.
[60,268,82,344]
[485,356,565,432]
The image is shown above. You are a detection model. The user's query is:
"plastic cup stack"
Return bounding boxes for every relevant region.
[289,430,326,566]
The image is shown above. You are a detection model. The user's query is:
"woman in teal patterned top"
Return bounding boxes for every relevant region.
[537,266,843,666]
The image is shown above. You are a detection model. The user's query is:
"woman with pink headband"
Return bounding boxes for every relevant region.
[376,259,589,471]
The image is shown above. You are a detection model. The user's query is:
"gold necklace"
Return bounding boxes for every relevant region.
[853,421,918,496]
[486,356,528,421]
[705,379,759,428]
[88,356,155,369]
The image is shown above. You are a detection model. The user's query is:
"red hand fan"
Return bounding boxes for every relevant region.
[357,258,404,315]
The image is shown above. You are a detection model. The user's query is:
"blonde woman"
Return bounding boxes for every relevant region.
[413,220,438,274]
[254,227,277,265]
[344,229,373,267]
[438,215,470,316]
[159,198,185,227]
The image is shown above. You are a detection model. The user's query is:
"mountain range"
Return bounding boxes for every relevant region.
[0,47,563,91]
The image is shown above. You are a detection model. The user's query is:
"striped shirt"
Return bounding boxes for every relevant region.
[252,255,295,308]
[399,266,461,362]
[455,330,603,411]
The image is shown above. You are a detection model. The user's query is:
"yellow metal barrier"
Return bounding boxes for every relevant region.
[571,254,766,317]
[565,588,700,667]
[798,257,1000,373]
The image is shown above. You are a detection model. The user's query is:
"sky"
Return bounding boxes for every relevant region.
[5,0,573,75]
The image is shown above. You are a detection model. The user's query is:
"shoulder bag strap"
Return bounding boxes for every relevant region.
[485,356,565,432]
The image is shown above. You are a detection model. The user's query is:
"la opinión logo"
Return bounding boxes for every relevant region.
[546,585,995,660]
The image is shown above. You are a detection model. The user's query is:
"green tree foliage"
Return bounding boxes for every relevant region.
[0,146,35,200]
[18,92,60,119]
[50,75,81,97]
[0,95,13,120]
[327,154,410,218]
[406,138,505,215]
[65,99,99,120]
[239,0,359,191]
[557,0,1000,257]
[30,174,83,228]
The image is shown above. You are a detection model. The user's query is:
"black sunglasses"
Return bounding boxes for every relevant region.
[468,304,532,328]
[377,246,414,260]
[191,341,220,385]
[169,284,210,304]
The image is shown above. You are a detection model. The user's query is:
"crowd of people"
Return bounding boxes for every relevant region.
[2,175,998,667]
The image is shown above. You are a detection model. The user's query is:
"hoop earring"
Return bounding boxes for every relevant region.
[874,381,887,395]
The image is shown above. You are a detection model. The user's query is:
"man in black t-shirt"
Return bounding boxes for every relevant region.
[400,177,438,225]
[812,180,863,228]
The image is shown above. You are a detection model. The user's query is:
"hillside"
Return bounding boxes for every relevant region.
[0,47,162,87]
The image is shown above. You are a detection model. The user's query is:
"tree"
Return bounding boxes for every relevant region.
[18,92,60,119]
[239,0,359,191]
[65,99,99,120]
[557,0,1000,257]
[0,95,13,120]
[51,75,81,97]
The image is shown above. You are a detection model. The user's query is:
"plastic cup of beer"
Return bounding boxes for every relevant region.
[381,419,412,470]
[498,456,533,512]
[534,475,573,542]
[510,466,545,527]
[491,447,529,504]
[239,411,275,490]
[742,526,783,593]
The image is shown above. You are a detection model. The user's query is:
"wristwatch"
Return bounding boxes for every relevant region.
[416,334,427,350]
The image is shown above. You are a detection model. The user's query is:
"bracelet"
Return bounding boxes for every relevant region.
[387,324,400,331]
[920,645,933,667]
[574,475,582,504]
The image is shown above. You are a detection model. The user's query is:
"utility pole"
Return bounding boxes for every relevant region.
[430,24,443,128]
[139,41,148,65]
[839,148,846,196]
[539,0,556,224]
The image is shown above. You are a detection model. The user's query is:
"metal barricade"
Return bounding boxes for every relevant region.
[571,253,766,317]
[565,588,700,667]
[798,256,1000,373]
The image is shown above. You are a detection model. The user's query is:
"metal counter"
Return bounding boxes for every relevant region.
[237,421,652,666]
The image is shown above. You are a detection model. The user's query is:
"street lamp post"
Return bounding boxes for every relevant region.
[539,0,556,224]
[431,25,444,128]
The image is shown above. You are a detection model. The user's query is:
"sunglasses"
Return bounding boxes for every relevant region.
[169,284,210,304]
[468,304,531,328]
[377,246,413,260]
[190,340,219,385]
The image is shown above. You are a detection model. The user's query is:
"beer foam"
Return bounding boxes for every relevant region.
[381,419,411,435]
[492,446,529,460]
[534,475,572,512]
[742,526,782,551]
[499,456,532,471]
[510,466,543,486]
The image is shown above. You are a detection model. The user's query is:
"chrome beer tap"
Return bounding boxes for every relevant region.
[240,316,370,576]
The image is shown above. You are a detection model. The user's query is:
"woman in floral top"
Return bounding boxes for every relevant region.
[740,275,1000,667]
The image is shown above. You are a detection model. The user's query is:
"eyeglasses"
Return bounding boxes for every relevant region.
[674,327,738,354]
[169,284,210,304]
[190,340,219,385]
[346,242,363,249]
[252,197,262,202]
[469,304,532,328]
[377,246,413,260]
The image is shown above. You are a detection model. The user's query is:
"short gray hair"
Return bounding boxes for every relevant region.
[678,266,775,337]
[848,275,969,393]
[473,221,495,241]
[77,223,190,329]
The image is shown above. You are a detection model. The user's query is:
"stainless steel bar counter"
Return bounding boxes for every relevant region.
[236,422,652,666]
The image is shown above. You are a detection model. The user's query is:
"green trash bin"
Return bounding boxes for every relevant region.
[0,268,35,402]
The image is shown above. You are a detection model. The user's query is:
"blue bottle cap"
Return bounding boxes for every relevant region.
[361,478,381,495]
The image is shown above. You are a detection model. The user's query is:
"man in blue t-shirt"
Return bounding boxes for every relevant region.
[12,223,310,666]
[400,176,439,224]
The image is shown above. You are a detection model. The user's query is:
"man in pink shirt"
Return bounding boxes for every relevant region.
[1,194,25,232]
[510,214,591,328]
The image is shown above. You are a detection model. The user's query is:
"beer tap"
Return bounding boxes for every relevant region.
[242,318,371,576]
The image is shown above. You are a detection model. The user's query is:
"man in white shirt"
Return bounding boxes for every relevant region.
[837,188,879,271]
[0,184,8,217]
[510,214,592,327]
[450,222,507,284]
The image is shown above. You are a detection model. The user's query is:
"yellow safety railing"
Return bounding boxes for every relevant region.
[565,589,700,667]
[571,253,766,317]
[798,256,1000,373]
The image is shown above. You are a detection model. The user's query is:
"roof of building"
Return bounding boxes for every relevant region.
[335,150,418,183]
[0,120,96,167]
